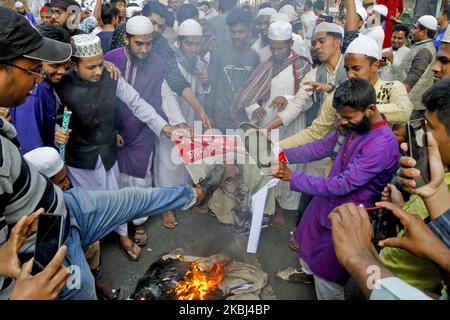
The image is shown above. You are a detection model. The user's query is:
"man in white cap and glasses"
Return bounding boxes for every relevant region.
[251,7,277,62]
[433,25,450,82]
[54,33,175,262]
[233,20,312,226]
[397,15,437,120]
[362,4,387,50]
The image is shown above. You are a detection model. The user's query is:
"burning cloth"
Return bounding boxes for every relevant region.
[131,250,268,300]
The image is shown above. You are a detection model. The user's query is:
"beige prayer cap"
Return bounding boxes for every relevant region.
[346,34,381,60]
[269,13,290,24]
[442,25,450,44]
[126,6,143,19]
[268,21,292,41]
[257,7,277,17]
[279,4,299,22]
[418,15,438,31]
[178,19,202,36]
[72,34,102,58]
[314,22,344,39]
[126,16,153,35]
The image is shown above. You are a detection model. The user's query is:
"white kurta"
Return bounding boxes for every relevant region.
[245,63,307,210]
[155,57,210,188]
[379,46,411,81]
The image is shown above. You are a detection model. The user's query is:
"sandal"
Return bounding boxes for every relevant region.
[161,211,178,229]
[119,240,142,262]
[288,233,299,251]
[133,226,149,247]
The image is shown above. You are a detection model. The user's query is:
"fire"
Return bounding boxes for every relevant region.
[173,260,223,300]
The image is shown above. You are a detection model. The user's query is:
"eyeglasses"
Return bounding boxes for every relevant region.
[3,62,46,79]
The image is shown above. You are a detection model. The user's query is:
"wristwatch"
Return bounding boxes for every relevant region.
[326,83,336,94]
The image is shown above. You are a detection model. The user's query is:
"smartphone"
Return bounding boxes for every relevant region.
[406,118,431,188]
[320,15,334,23]
[366,207,401,242]
[31,213,64,275]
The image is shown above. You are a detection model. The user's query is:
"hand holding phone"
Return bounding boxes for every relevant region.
[32,213,65,276]
[405,119,431,189]
[366,207,402,242]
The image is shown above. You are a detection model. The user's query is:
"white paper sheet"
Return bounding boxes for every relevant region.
[247,179,280,253]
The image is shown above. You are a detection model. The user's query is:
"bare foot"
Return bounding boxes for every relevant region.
[161,211,178,229]
[119,236,141,261]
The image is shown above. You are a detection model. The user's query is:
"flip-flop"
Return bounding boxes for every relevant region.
[119,242,142,262]
[133,226,149,247]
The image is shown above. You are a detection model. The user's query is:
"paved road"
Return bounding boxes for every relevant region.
[101,208,317,300]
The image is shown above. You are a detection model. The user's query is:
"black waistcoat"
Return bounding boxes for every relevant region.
[55,70,118,171]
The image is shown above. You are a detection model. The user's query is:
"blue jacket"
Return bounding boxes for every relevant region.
[10,79,58,154]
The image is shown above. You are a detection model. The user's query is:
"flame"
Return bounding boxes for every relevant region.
[173,261,223,300]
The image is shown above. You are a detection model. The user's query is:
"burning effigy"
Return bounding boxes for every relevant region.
[130,249,267,300]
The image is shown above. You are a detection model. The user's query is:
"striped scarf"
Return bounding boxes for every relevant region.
[231,51,312,124]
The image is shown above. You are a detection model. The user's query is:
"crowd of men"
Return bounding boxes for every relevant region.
[0,0,449,301]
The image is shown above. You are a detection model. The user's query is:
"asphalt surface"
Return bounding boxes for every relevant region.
[101,208,318,300]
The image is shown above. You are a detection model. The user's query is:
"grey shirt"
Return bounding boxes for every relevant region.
[207,45,260,131]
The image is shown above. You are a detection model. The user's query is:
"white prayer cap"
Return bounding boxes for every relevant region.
[269,13,290,24]
[129,0,144,8]
[72,34,103,57]
[24,147,64,179]
[441,25,450,44]
[126,16,153,35]
[345,34,381,60]
[356,5,367,21]
[373,4,388,17]
[418,15,438,31]
[279,5,298,22]
[257,7,277,17]
[14,1,24,8]
[126,6,143,18]
[268,20,292,41]
[178,19,202,36]
[314,22,344,39]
